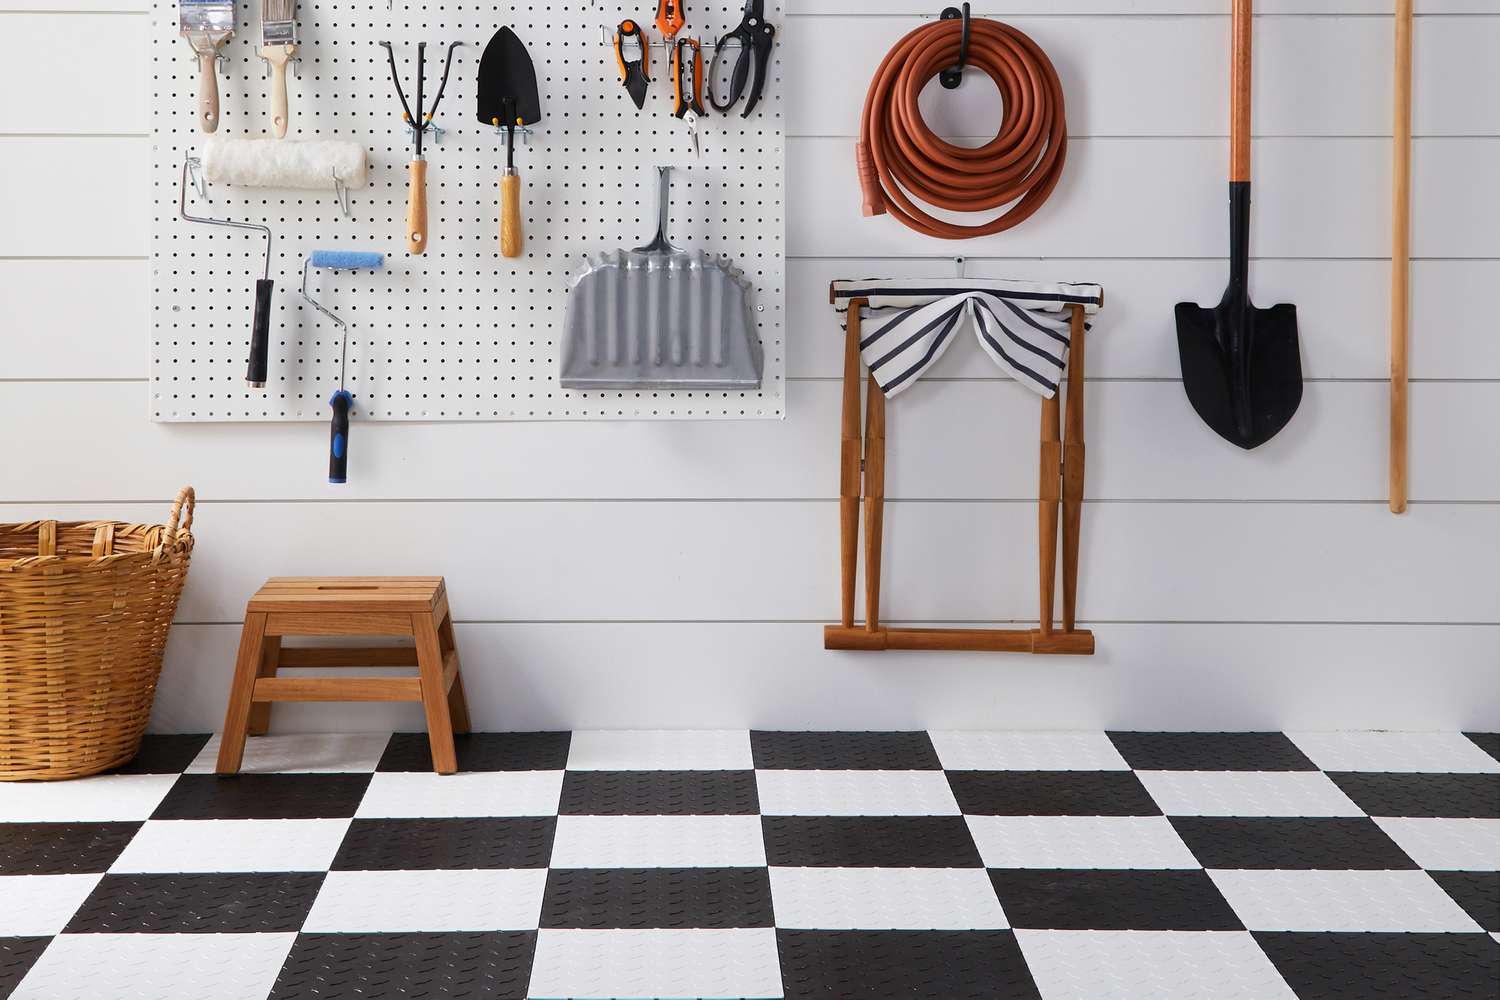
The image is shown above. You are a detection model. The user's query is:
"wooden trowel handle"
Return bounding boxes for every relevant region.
[1230,0,1251,182]
[407,159,428,255]
[500,169,522,257]
[197,47,221,133]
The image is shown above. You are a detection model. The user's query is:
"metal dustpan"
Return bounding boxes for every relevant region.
[561,166,762,390]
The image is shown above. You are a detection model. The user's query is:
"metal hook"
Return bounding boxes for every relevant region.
[333,171,351,217]
[954,256,966,278]
[186,155,208,201]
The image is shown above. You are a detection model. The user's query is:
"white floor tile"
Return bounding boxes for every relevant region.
[11,933,296,1000]
[1288,732,1500,773]
[1374,817,1500,870]
[527,928,782,999]
[1015,930,1296,1000]
[1208,869,1481,932]
[108,818,351,873]
[769,867,1007,929]
[0,774,177,822]
[564,730,753,771]
[303,868,547,931]
[1136,770,1365,817]
[355,770,563,818]
[930,732,1130,771]
[756,769,960,816]
[0,874,102,935]
[966,815,1199,870]
[187,733,391,773]
[550,815,766,868]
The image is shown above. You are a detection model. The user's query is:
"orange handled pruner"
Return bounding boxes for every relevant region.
[613,19,651,109]
[672,37,705,157]
[655,0,685,39]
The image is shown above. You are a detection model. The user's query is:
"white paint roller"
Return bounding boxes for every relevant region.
[201,136,367,191]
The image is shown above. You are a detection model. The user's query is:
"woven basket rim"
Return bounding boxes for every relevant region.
[0,533,195,573]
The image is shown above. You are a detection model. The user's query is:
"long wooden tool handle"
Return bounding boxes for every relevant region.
[863,375,887,633]
[500,170,523,257]
[407,159,428,255]
[263,45,293,139]
[838,299,865,629]
[1230,0,1252,182]
[1061,305,1087,632]
[1390,0,1413,514]
[197,47,221,133]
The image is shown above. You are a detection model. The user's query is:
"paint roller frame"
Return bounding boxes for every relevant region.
[302,250,385,484]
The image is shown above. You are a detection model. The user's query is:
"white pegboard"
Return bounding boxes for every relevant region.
[150,1,784,421]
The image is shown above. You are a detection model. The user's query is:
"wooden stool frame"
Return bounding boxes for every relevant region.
[824,297,1095,655]
[216,577,471,774]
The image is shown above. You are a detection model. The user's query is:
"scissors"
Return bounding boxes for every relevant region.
[709,0,774,117]
[673,37,706,157]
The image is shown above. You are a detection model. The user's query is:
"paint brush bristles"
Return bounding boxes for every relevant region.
[260,0,297,46]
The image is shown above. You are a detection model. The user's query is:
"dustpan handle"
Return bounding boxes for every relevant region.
[640,165,674,253]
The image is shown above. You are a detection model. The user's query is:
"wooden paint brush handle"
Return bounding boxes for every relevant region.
[500,169,522,257]
[262,44,294,139]
[1230,0,1251,182]
[1390,0,1413,513]
[197,47,221,133]
[407,158,428,255]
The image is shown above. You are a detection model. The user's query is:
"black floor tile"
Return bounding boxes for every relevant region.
[539,867,774,928]
[1170,817,1419,870]
[109,734,212,775]
[1464,732,1500,764]
[377,732,571,772]
[0,822,141,874]
[63,873,324,933]
[1328,772,1500,818]
[947,771,1161,816]
[559,770,760,815]
[151,773,372,820]
[1429,871,1500,932]
[777,929,1041,1000]
[1106,732,1316,771]
[989,869,1243,931]
[762,816,983,868]
[1254,931,1500,999]
[332,817,556,871]
[0,937,51,996]
[751,731,942,770]
[269,932,537,1000]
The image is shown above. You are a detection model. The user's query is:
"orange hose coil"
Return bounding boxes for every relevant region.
[857,16,1068,239]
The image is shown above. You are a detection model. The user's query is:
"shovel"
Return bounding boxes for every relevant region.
[1175,0,1302,450]
[477,27,542,258]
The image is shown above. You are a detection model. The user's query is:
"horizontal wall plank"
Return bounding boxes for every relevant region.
[9,14,1496,138]
[1,500,1493,623]
[6,257,1497,381]
[149,621,1500,734]
[0,137,148,256]
[789,136,1500,259]
[789,3,1499,14]
[1,379,1493,502]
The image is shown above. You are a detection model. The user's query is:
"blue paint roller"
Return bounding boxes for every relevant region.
[301,251,385,484]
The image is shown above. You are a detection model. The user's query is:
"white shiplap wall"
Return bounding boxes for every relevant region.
[2,1,1496,733]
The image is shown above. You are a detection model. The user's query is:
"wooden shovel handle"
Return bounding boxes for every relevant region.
[1230,0,1252,182]
[1390,0,1413,513]
[407,159,428,255]
[500,170,522,257]
[197,47,221,133]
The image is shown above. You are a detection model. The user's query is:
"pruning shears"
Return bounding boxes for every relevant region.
[672,36,705,158]
[709,0,774,117]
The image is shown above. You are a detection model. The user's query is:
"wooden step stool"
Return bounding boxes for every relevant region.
[216,577,471,775]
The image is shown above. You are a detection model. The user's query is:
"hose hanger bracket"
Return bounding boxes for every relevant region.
[939,2,971,90]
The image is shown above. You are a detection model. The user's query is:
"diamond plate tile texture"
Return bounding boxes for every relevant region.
[1288,731,1500,773]
[110,819,351,873]
[1108,732,1316,771]
[1253,931,1500,999]
[268,931,537,1000]
[948,771,1161,816]
[1373,816,1500,870]
[756,769,961,816]
[1429,870,1500,931]
[990,869,1243,931]
[63,873,325,933]
[551,815,766,868]
[558,770,760,815]
[1328,772,1500,818]
[527,927,783,998]
[0,822,141,874]
[0,874,103,935]
[1015,929,1297,1000]
[331,818,556,871]
[930,731,1130,771]
[150,774,372,820]
[10,932,295,1000]
[1137,770,1364,817]
[186,733,391,774]
[1207,869,1482,932]
[354,770,564,818]
[751,731,942,770]
[0,937,50,996]
[378,731,572,772]
[0,774,178,822]
[776,929,1041,999]
[966,816,1200,870]
[303,869,548,932]
[566,731,753,771]
[769,866,1008,929]
[1170,817,1419,870]
[763,816,984,868]
[540,867,774,929]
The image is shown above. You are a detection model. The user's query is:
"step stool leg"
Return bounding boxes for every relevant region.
[413,612,458,774]
[217,612,268,774]
[438,613,471,734]
[246,635,282,737]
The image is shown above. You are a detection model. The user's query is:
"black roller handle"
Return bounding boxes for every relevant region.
[246,278,274,387]
[328,390,352,484]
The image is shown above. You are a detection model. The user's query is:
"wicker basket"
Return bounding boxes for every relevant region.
[0,487,196,780]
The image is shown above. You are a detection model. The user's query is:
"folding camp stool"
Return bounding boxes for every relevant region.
[824,288,1097,655]
[216,577,471,774]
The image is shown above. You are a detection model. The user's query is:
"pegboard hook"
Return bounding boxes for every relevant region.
[939,2,971,90]
[333,171,352,216]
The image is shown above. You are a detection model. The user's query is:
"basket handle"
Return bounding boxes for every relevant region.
[165,486,195,544]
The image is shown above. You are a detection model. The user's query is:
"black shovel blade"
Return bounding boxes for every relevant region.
[477,27,541,127]
[1175,299,1302,450]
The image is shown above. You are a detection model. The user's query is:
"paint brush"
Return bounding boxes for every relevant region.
[260,0,298,138]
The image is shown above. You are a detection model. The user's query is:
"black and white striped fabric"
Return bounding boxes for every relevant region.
[831,278,1105,399]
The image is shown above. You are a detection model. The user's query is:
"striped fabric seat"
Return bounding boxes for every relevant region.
[831,278,1104,399]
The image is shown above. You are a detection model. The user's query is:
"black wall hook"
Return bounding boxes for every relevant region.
[939,2,971,90]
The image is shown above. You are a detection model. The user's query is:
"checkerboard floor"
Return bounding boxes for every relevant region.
[2,730,1497,999]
